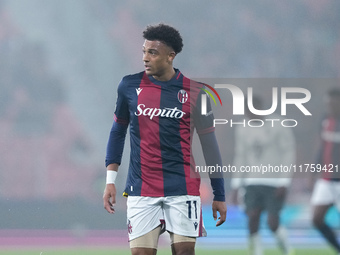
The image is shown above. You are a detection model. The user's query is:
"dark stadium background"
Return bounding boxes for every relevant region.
[1,0,340,253]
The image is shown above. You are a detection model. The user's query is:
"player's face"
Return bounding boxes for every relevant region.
[143,40,175,80]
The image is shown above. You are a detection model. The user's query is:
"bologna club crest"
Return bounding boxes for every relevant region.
[177,89,188,104]
[127,220,132,234]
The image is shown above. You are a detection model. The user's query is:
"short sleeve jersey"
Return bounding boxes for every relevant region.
[113,69,215,197]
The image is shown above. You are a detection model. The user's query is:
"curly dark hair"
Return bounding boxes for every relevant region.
[143,23,183,54]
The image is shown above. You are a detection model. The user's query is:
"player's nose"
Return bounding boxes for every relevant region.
[143,52,149,62]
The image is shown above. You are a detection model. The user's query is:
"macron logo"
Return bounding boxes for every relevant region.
[193,222,198,230]
[136,88,143,96]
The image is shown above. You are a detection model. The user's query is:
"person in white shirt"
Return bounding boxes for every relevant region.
[231,96,295,255]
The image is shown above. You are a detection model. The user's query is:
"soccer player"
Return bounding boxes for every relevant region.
[311,87,340,255]
[231,96,295,255]
[103,23,227,255]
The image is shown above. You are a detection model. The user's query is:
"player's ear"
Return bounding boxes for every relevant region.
[168,51,176,63]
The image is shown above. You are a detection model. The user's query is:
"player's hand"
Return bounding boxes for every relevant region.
[212,201,227,227]
[103,184,116,214]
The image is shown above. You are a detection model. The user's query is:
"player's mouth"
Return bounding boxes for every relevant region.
[144,65,151,71]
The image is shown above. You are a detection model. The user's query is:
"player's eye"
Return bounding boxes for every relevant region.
[149,50,157,55]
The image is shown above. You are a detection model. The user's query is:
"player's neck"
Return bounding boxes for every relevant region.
[152,68,176,82]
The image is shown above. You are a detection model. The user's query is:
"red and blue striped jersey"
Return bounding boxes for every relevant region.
[318,117,340,181]
[108,69,215,197]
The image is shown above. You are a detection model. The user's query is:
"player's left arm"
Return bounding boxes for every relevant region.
[193,85,226,226]
[199,132,227,226]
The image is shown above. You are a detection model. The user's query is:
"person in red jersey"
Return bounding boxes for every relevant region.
[311,87,340,255]
[103,23,227,255]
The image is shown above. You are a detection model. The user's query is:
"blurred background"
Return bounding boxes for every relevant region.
[0,0,340,252]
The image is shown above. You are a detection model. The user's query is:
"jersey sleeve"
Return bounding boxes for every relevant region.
[193,88,215,135]
[105,78,129,167]
[194,86,225,201]
[114,78,130,125]
[199,132,225,201]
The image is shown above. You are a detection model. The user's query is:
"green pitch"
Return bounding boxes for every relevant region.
[0,248,335,255]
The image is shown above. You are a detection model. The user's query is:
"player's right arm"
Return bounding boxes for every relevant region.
[103,164,119,214]
[103,78,130,214]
